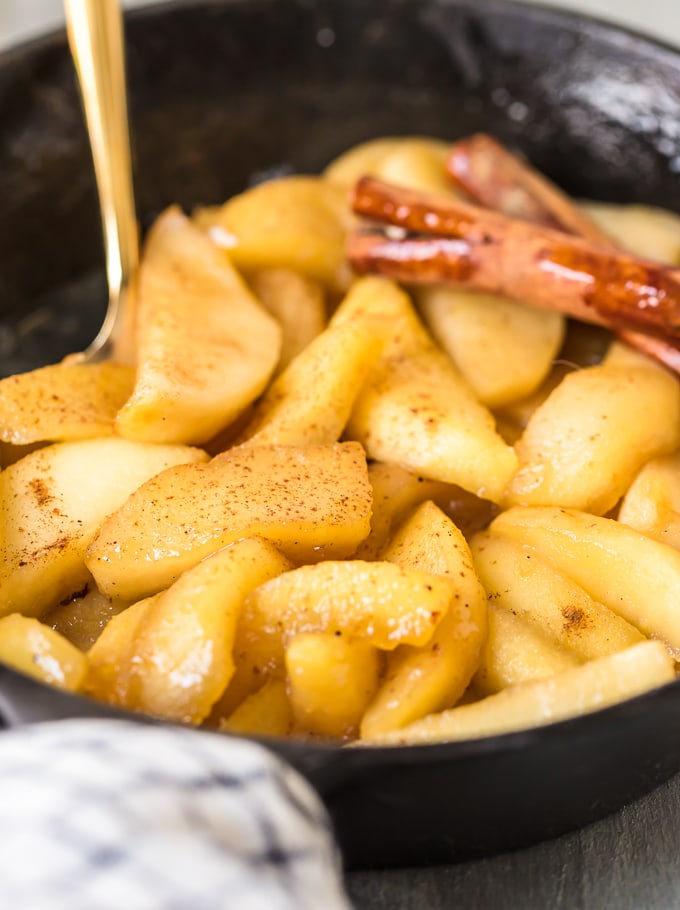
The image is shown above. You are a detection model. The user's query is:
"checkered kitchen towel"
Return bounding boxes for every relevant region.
[0,719,352,910]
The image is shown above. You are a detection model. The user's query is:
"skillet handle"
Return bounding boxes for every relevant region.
[0,665,125,727]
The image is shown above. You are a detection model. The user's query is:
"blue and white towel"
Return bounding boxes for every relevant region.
[0,719,352,910]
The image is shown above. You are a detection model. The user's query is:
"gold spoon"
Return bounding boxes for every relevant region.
[64,0,138,362]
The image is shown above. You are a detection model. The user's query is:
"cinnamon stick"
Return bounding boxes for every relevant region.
[445,133,680,370]
[348,176,680,342]
[446,133,613,245]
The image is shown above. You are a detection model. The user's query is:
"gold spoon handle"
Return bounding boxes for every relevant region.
[65,0,138,360]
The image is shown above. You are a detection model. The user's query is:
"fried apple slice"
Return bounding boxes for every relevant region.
[286,633,381,738]
[197,176,352,291]
[416,285,564,408]
[86,598,153,703]
[0,614,88,692]
[505,352,680,514]
[491,505,680,655]
[243,559,452,651]
[102,538,293,724]
[474,603,582,695]
[236,309,391,447]
[87,441,372,602]
[210,620,286,722]
[248,268,326,374]
[0,438,207,619]
[44,578,128,651]
[333,277,518,502]
[377,141,459,197]
[324,136,455,196]
[220,679,292,738]
[471,532,644,661]
[115,207,281,445]
[0,362,134,445]
[324,137,408,187]
[360,501,487,738]
[618,452,680,549]
[580,201,680,263]
[356,461,496,560]
[367,641,674,745]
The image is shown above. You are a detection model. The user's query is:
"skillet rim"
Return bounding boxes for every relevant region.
[1,654,679,765]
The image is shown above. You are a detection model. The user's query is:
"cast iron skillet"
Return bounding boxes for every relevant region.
[1,0,680,870]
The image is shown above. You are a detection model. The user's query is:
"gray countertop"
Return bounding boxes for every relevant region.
[3,0,680,49]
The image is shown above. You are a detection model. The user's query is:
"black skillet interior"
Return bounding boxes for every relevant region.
[1,0,680,869]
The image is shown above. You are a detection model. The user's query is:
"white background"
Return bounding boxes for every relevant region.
[0,0,679,50]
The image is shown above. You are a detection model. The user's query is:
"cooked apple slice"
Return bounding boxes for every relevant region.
[87,441,372,602]
[86,597,153,704]
[324,136,456,197]
[93,538,293,725]
[334,277,518,503]
[323,137,406,187]
[579,200,680,263]
[377,140,459,197]
[491,505,680,655]
[248,268,327,374]
[220,679,292,738]
[285,632,381,738]
[416,286,564,408]
[115,207,281,445]
[505,351,680,514]
[244,559,453,650]
[196,176,352,291]
[0,362,135,445]
[0,614,88,692]
[471,531,644,661]
[474,603,582,695]
[368,641,674,745]
[357,460,496,560]
[0,437,207,619]
[236,309,391,447]
[360,501,487,737]
[45,577,128,651]
[619,452,680,549]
